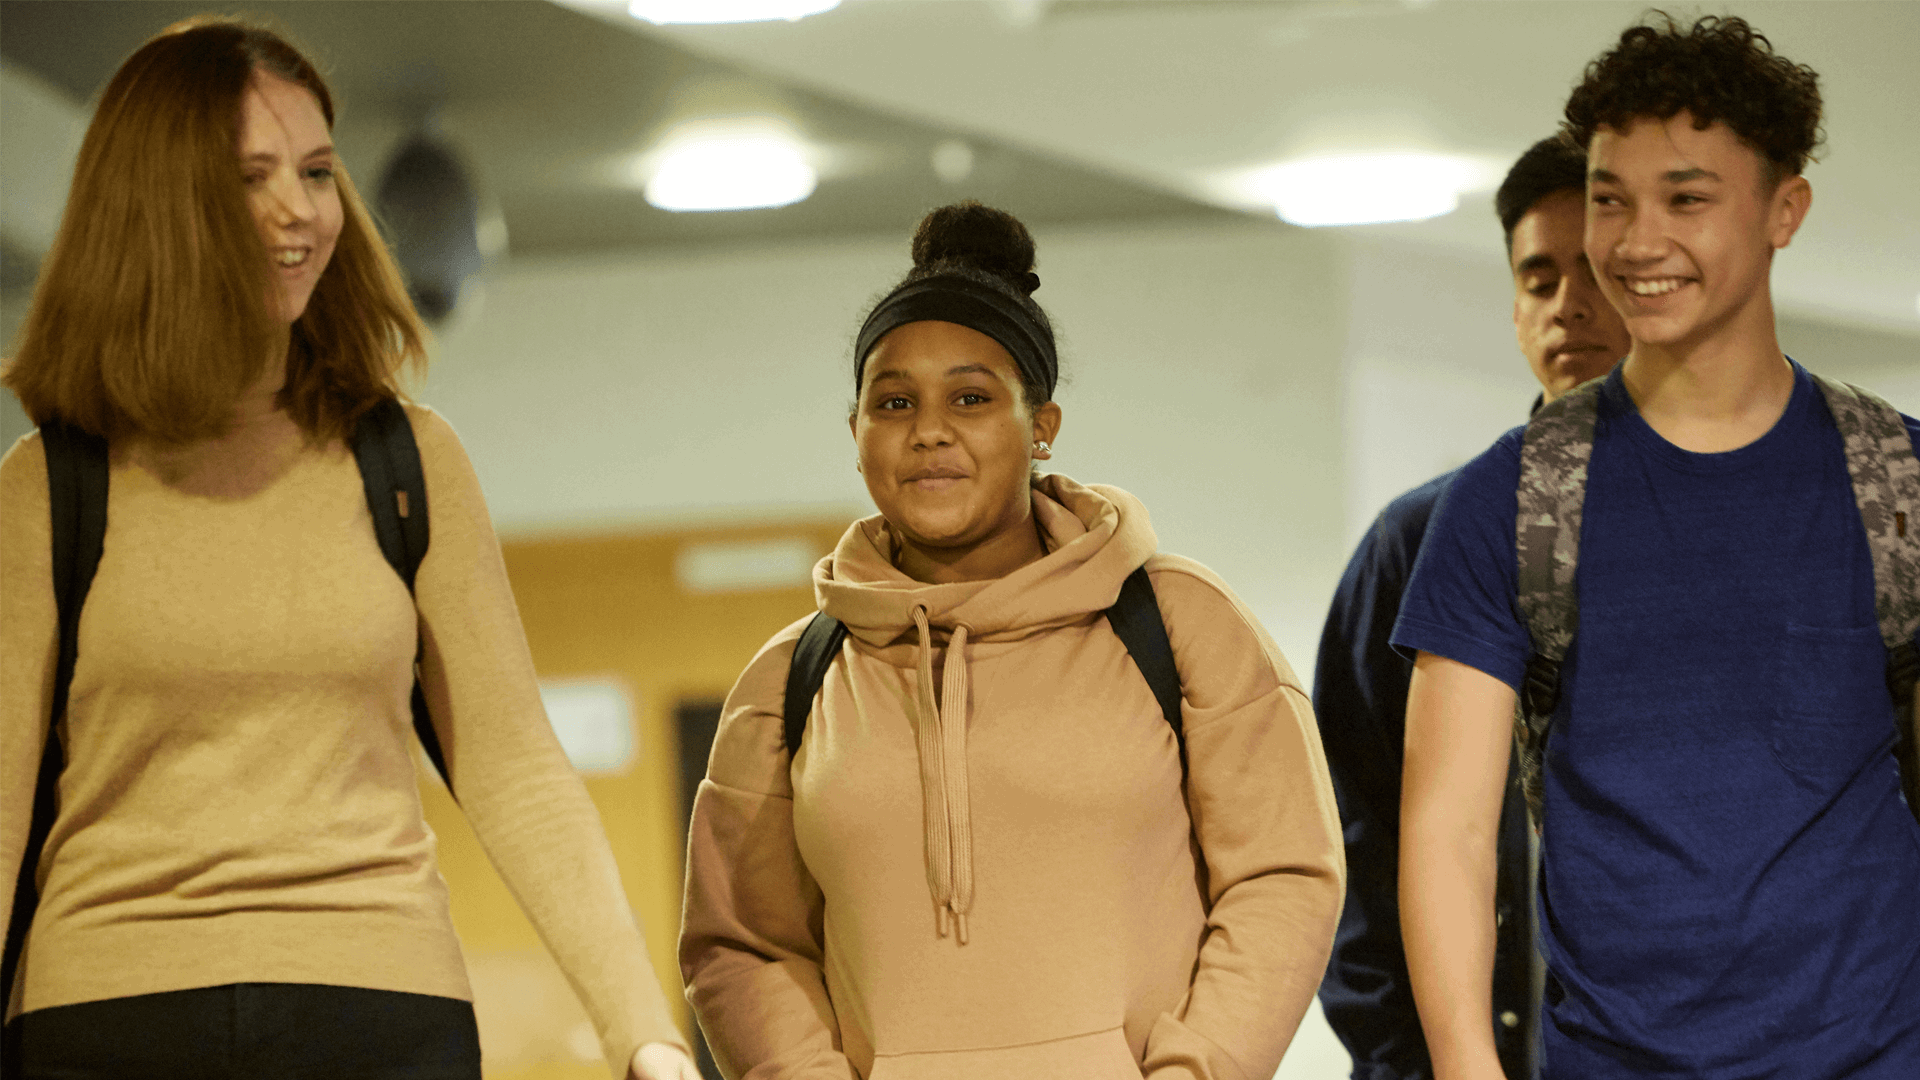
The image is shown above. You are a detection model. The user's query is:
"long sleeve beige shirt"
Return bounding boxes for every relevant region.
[0,405,685,1075]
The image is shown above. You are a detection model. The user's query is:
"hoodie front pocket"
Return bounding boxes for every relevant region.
[1773,622,1896,787]
[865,1026,1140,1080]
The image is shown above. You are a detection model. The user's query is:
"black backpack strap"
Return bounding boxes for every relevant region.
[349,400,450,791]
[783,613,849,760]
[1812,374,1920,817]
[779,567,1183,772]
[1512,376,1604,822]
[351,399,429,589]
[1106,565,1184,763]
[4,423,109,1040]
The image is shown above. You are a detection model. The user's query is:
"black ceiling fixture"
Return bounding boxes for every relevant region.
[375,125,484,325]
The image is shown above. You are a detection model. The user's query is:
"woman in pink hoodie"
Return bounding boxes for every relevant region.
[680,202,1344,1080]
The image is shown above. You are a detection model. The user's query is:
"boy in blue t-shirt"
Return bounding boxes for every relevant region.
[1393,15,1920,1080]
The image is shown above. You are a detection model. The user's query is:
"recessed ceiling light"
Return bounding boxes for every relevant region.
[627,0,840,24]
[642,119,817,212]
[1245,152,1476,227]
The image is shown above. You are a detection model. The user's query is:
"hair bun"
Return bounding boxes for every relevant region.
[911,201,1038,291]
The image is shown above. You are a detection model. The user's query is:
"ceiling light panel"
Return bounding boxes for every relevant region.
[642,118,818,212]
[628,0,840,25]
[1242,152,1477,228]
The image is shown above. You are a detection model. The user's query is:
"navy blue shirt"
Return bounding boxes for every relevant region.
[1393,361,1920,1078]
[1314,474,1537,1080]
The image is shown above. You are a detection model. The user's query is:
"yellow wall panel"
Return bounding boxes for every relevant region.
[420,519,850,1075]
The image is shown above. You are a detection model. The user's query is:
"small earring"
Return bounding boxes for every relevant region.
[1034,441,1051,456]
[855,460,863,473]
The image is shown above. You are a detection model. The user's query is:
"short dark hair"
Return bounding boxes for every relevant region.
[1495,135,1588,252]
[1562,12,1823,184]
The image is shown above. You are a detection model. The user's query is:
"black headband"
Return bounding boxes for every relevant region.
[854,273,1056,401]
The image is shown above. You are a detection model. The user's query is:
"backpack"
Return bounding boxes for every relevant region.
[1,399,450,1022]
[780,565,1186,775]
[1513,372,1920,823]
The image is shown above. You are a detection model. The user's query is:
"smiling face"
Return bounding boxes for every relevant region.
[851,320,1062,579]
[1585,111,1810,358]
[238,71,342,324]
[1511,188,1633,400]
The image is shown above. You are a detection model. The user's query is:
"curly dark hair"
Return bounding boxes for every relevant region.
[1563,12,1823,183]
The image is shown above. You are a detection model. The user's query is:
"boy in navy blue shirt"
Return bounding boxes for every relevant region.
[1313,134,1629,1080]
[1395,15,1920,1079]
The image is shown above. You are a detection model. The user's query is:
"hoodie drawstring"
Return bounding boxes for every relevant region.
[910,605,974,944]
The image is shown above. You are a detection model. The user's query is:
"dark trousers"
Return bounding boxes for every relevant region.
[4,982,481,1080]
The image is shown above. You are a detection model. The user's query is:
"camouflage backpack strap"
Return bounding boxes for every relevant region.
[1811,373,1920,816]
[1513,376,1605,822]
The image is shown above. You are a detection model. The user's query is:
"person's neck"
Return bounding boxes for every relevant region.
[231,354,290,428]
[892,509,1047,585]
[1620,296,1794,454]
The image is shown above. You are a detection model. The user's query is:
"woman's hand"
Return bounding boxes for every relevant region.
[629,1041,703,1080]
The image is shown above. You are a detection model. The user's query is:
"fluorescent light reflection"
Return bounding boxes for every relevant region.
[643,120,817,212]
[628,0,839,24]
[1247,153,1475,227]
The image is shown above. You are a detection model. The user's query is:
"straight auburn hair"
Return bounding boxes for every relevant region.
[2,17,425,444]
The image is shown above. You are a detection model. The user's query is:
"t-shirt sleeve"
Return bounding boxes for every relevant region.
[1390,429,1534,691]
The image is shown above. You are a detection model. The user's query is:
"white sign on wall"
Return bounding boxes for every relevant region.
[538,677,638,775]
[674,536,820,594]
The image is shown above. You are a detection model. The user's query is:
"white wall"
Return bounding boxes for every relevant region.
[426,218,1353,673]
[0,64,86,260]
[1780,316,1920,411]
[1340,235,1538,548]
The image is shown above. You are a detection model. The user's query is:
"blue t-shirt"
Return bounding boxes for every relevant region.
[1392,361,1920,1078]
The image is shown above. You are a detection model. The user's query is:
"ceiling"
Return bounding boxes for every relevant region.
[0,0,1229,264]
[582,0,1920,337]
[5,0,1915,339]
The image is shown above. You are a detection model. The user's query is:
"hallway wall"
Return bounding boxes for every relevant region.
[421,219,1353,671]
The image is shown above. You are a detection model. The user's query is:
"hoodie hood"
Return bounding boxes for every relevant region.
[815,473,1159,647]
[809,474,1158,945]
